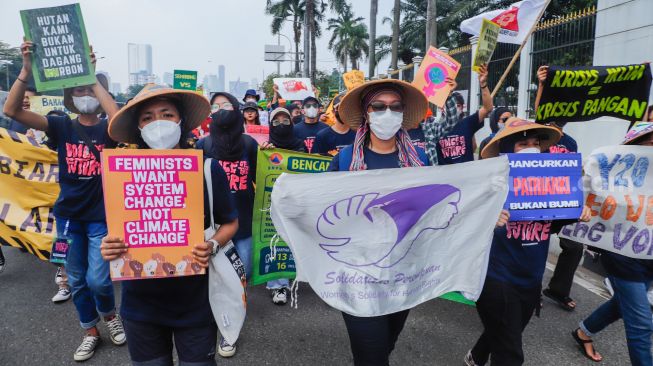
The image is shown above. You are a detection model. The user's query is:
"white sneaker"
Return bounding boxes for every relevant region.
[217,337,236,358]
[464,350,480,366]
[52,287,71,303]
[74,334,100,362]
[271,288,288,305]
[55,266,67,286]
[104,314,126,346]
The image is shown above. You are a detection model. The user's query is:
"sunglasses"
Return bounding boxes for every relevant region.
[368,101,404,113]
[211,102,233,112]
[304,103,319,109]
[272,118,291,127]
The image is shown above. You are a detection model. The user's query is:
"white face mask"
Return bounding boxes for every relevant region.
[72,96,100,114]
[304,106,318,118]
[516,147,541,154]
[245,98,257,103]
[368,109,403,140]
[139,120,182,149]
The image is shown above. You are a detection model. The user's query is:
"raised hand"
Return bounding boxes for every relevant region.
[537,65,549,85]
[20,38,34,74]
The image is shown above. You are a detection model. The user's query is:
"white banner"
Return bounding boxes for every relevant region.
[271,157,510,317]
[560,145,653,259]
[273,78,314,101]
[460,0,549,45]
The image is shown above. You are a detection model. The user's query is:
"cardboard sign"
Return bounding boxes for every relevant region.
[473,19,501,72]
[20,3,95,92]
[29,95,77,118]
[343,70,365,91]
[273,78,314,101]
[505,153,584,221]
[102,149,205,281]
[245,124,269,145]
[560,146,653,259]
[251,148,332,286]
[536,64,652,124]
[173,70,198,91]
[413,47,461,108]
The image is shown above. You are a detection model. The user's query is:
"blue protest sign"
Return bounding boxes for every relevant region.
[505,153,584,221]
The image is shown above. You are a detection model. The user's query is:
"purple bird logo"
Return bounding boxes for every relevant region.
[316,184,461,268]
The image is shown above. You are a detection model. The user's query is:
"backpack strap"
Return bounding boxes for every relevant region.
[204,158,215,231]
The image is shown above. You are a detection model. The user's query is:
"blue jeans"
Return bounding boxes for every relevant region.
[57,218,116,329]
[580,275,653,366]
[266,278,290,290]
[233,236,252,279]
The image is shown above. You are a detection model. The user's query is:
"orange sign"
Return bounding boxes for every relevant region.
[102,149,205,281]
[412,47,461,108]
[245,124,269,145]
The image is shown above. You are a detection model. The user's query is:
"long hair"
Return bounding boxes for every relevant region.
[349,121,424,171]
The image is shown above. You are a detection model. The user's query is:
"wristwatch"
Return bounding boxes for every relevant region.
[208,239,220,255]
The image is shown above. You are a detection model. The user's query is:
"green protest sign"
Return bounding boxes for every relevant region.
[473,19,500,72]
[20,3,95,92]
[251,148,331,286]
[173,70,198,90]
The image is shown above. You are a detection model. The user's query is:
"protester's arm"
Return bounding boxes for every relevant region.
[3,40,48,131]
[533,65,548,111]
[478,64,493,122]
[271,84,280,106]
[93,80,119,121]
[496,210,510,228]
[422,78,459,165]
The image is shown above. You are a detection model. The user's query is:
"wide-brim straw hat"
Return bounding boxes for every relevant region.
[63,73,110,115]
[622,122,653,145]
[338,79,428,130]
[480,117,562,159]
[109,84,210,143]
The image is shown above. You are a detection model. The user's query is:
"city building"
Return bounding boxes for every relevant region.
[229,80,249,100]
[217,65,225,92]
[203,74,219,94]
[128,43,154,86]
[162,72,173,86]
[110,82,122,95]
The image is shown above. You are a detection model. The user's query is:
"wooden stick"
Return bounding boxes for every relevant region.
[490,0,551,98]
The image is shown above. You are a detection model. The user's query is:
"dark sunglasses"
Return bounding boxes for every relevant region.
[304,103,319,108]
[368,101,404,113]
[272,118,291,127]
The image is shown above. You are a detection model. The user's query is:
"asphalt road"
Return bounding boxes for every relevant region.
[0,247,631,365]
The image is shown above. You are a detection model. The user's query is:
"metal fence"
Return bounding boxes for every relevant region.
[449,45,472,113]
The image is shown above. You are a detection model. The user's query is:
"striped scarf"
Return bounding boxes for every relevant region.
[349,122,424,171]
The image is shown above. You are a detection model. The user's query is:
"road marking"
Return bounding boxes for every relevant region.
[545,262,611,300]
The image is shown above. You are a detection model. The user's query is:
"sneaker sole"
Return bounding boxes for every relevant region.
[73,350,95,362]
[109,336,127,346]
[52,297,71,303]
[218,349,236,358]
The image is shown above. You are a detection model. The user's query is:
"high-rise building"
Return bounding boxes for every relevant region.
[128,43,154,86]
[110,82,122,95]
[229,80,249,100]
[203,74,219,94]
[217,65,225,92]
[162,72,173,86]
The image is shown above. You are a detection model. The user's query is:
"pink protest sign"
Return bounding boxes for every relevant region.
[412,47,461,108]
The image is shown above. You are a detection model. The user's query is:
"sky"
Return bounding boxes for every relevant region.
[0,0,395,93]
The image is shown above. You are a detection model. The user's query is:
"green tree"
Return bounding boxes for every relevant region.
[327,5,369,72]
[126,84,145,99]
[266,0,304,75]
[0,41,24,92]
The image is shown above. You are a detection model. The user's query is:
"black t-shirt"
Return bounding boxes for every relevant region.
[329,145,430,171]
[313,127,356,156]
[601,253,653,282]
[408,126,426,150]
[435,112,482,165]
[196,135,258,240]
[46,115,116,221]
[293,121,329,153]
[120,159,238,328]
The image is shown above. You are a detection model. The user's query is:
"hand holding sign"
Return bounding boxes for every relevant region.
[412,47,461,108]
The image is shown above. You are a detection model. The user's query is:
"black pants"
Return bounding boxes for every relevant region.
[122,318,217,366]
[471,280,541,366]
[547,238,584,298]
[342,310,410,366]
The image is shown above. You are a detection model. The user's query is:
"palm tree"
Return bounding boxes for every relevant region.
[266,0,304,74]
[391,0,401,71]
[369,0,378,77]
[327,5,369,72]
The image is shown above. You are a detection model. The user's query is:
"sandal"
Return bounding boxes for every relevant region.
[543,288,576,311]
[571,328,602,362]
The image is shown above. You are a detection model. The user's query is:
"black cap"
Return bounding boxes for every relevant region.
[302,96,320,107]
[242,101,259,112]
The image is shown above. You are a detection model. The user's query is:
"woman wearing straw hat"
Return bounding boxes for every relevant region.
[464,118,591,366]
[100,84,239,366]
[571,122,653,365]
[327,78,473,365]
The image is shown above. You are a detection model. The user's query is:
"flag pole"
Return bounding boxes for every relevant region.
[490,0,550,98]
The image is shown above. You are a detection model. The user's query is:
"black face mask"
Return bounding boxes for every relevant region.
[273,123,293,137]
[212,109,239,129]
[292,115,303,124]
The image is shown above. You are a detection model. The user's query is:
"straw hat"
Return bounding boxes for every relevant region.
[108,84,210,143]
[63,73,110,115]
[622,122,653,145]
[480,117,562,159]
[338,79,428,130]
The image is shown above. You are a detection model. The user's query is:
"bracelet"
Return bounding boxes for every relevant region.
[17,77,27,84]
[480,83,488,89]
[208,239,220,255]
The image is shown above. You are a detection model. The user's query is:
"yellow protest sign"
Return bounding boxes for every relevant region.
[0,128,59,260]
[473,19,501,72]
[29,95,77,118]
[343,70,365,91]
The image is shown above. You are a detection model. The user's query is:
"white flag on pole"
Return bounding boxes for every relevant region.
[460,0,550,45]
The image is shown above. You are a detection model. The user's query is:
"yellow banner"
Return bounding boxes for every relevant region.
[343,70,365,91]
[29,95,77,118]
[0,128,59,260]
